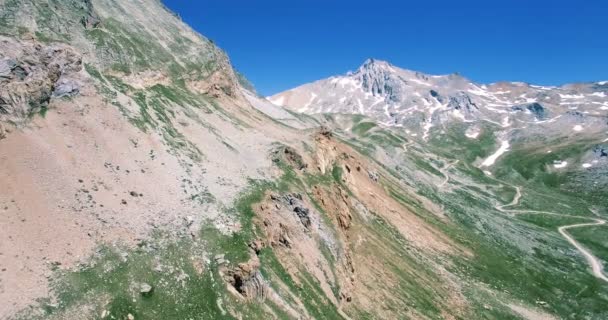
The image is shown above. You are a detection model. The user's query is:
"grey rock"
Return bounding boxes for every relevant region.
[593,145,608,158]
[0,59,17,78]
[214,254,226,265]
[52,78,80,98]
[368,171,379,182]
[81,14,101,29]
[140,283,153,295]
[0,40,82,125]
[293,206,311,228]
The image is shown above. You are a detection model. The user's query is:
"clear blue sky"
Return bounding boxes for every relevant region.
[162,0,608,96]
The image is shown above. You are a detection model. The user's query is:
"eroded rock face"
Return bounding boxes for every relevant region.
[225,257,269,301]
[0,37,83,125]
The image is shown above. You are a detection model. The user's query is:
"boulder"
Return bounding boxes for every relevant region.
[293,206,311,228]
[0,59,17,78]
[140,283,153,296]
[52,78,80,98]
[226,258,268,300]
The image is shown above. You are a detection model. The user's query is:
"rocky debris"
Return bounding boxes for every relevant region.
[281,146,308,170]
[129,191,142,197]
[368,170,379,182]
[0,123,6,140]
[189,69,236,99]
[593,145,608,158]
[565,110,585,119]
[527,103,546,119]
[293,206,312,228]
[447,93,479,114]
[81,13,101,29]
[52,78,80,97]
[0,37,83,125]
[225,257,268,300]
[271,146,308,171]
[139,283,153,296]
[0,58,18,78]
[214,254,226,265]
[318,127,333,139]
[511,103,546,120]
[313,186,352,230]
[248,240,265,254]
[78,0,101,29]
[280,193,312,229]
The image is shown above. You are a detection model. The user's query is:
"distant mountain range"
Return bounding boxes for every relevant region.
[270,59,608,140]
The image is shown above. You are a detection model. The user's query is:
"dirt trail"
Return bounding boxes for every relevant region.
[558,220,608,282]
[439,160,459,188]
[491,184,607,282]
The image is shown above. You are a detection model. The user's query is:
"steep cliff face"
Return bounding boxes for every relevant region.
[2,1,608,320]
[0,0,307,317]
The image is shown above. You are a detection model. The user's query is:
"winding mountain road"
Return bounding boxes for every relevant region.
[558,220,608,282]
[496,185,608,282]
[438,160,459,188]
[448,166,608,283]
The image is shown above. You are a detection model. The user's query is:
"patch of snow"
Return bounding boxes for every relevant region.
[268,96,285,106]
[303,92,318,110]
[530,85,554,90]
[560,93,584,99]
[408,78,429,86]
[573,125,583,132]
[553,161,568,169]
[532,115,562,124]
[452,109,467,121]
[335,77,358,88]
[468,86,493,98]
[582,163,593,168]
[483,171,493,176]
[370,97,385,107]
[591,92,606,97]
[422,122,433,140]
[357,99,364,114]
[384,104,391,119]
[502,117,511,127]
[481,140,510,167]
[465,130,479,139]
[598,81,608,85]
[547,150,552,153]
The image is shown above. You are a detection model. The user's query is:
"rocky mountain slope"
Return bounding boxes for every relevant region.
[1,1,608,320]
[270,59,608,141]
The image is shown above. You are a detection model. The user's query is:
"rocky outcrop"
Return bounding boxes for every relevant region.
[593,145,608,158]
[512,102,547,120]
[313,185,352,230]
[80,0,101,29]
[225,256,269,301]
[0,37,83,125]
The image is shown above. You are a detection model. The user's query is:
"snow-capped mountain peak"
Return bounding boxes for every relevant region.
[269,60,608,140]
